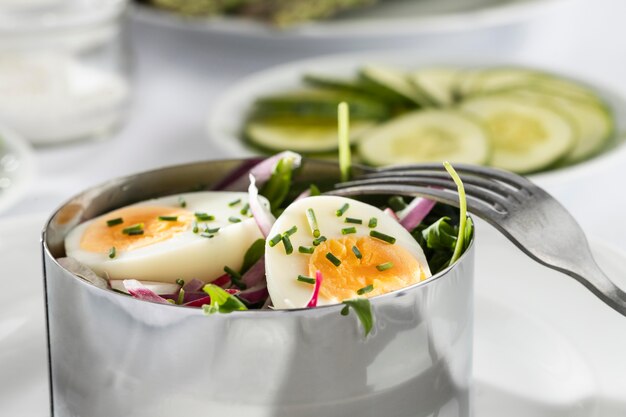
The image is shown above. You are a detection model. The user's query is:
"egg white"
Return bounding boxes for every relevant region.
[265,196,431,309]
[65,191,267,283]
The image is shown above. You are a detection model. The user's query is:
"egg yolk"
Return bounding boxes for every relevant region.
[80,206,193,253]
[308,235,427,301]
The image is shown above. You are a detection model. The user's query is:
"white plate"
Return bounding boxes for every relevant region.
[132,0,568,39]
[207,49,626,187]
[2,214,626,416]
[0,124,35,214]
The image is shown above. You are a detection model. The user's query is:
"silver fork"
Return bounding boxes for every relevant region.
[330,163,626,316]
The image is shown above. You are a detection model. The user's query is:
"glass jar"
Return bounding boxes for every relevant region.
[0,0,131,146]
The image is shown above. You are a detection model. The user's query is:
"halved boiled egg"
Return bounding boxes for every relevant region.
[64,192,267,283]
[265,195,431,309]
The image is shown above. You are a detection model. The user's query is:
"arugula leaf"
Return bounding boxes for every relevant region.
[421,216,457,251]
[202,284,248,315]
[443,162,468,266]
[260,156,296,213]
[342,298,374,337]
[241,239,265,274]
[463,217,474,251]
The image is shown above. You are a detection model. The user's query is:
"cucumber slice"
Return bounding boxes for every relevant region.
[358,109,490,167]
[252,89,389,121]
[360,65,434,107]
[245,119,375,153]
[455,69,486,98]
[508,89,614,163]
[409,68,459,106]
[460,95,575,173]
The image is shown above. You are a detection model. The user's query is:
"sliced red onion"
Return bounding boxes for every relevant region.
[110,279,180,295]
[182,289,239,308]
[241,258,266,288]
[182,278,205,293]
[383,207,400,221]
[123,280,170,304]
[306,270,324,308]
[238,283,269,304]
[248,174,275,237]
[217,151,302,191]
[211,274,232,288]
[399,198,437,231]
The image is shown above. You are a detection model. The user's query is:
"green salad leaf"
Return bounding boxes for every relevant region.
[341,298,374,337]
[241,239,265,274]
[202,284,248,315]
[260,156,297,213]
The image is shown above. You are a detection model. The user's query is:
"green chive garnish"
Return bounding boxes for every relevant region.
[345,217,362,224]
[178,197,187,208]
[200,233,215,238]
[177,288,185,305]
[298,246,315,254]
[342,227,357,235]
[228,216,241,223]
[108,247,116,259]
[158,215,178,221]
[176,279,185,286]
[306,208,320,238]
[338,102,351,182]
[336,203,349,217]
[106,217,123,227]
[376,262,394,271]
[326,252,341,267]
[352,245,362,259]
[122,223,144,235]
[357,285,374,295]
[313,236,327,246]
[370,230,396,244]
[284,225,297,236]
[192,222,199,233]
[297,275,315,284]
[309,184,321,196]
[240,203,250,215]
[195,212,214,221]
[205,227,220,234]
[224,266,246,290]
[228,198,241,207]
[368,217,378,228]
[268,234,282,247]
[282,235,293,255]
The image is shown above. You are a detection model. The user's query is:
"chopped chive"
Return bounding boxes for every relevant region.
[205,227,220,234]
[126,229,144,236]
[268,234,282,247]
[240,203,250,215]
[176,279,185,286]
[178,197,187,208]
[326,252,341,267]
[298,246,315,254]
[336,203,349,217]
[158,215,178,221]
[108,247,116,259]
[357,285,374,295]
[200,233,215,238]
[338,102,351,182]
[306,208,321,238]
[351,245,362,259]
[106,217,123,227]
[370,230,396,244]
[341,227,357,235]
[345,217,362,225]
[297,275,316,284]
[122,223,143,234]
[228,198,241,207]
[368,217,378,228]
[228,216,241,223]
[194,212,214,221]
[282,234,293,255]
[309,184,321,196]
[177,288,185,305]
[192,222,199,233]
[224,266,246,290]
[313,236,327,246]
[284,225,298,237]
[376,262,394,271]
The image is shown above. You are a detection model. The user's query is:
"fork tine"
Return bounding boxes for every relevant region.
[337,176,510,213]
[328,184,504,220]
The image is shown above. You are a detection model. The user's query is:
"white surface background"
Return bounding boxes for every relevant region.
[2,0,626,254]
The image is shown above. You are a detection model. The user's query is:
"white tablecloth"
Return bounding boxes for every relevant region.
[3,0,626,251]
